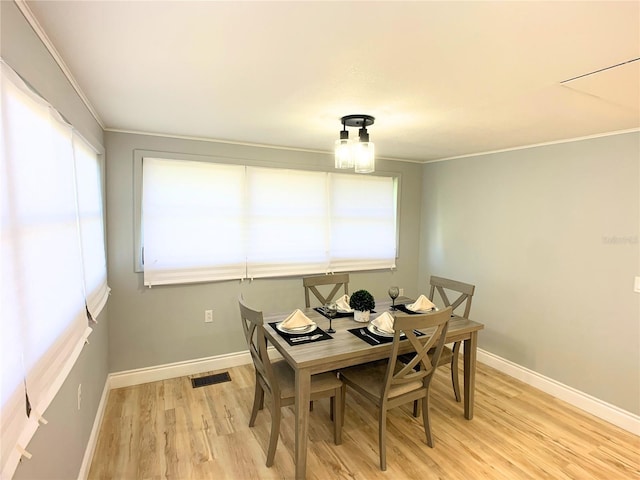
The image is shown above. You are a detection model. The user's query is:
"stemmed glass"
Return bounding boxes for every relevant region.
[325,302,337,334]
[388,286,400,310]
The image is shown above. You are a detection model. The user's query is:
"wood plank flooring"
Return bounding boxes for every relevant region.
[89,362,639,479]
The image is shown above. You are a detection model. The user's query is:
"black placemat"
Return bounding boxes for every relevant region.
[348,327,425,346]
[392,304,435,315]
[269,322,332,346]
[314,307,354,319]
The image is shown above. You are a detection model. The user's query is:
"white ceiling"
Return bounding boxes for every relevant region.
[25,1,640,162]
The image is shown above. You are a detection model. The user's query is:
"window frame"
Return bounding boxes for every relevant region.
[133,149,402,278]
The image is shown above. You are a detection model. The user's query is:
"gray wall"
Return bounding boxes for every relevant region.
[1,1,103,150]
[2,1,109,478]
[105,131,424,372]
[420,132,640,414]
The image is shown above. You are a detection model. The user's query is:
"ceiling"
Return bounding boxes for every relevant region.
[24,1,640,162]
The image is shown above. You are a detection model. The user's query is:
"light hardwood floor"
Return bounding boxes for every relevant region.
[89,362,639,479]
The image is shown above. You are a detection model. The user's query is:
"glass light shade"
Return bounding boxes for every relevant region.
[334,139,353,169]
[354,142,375,173]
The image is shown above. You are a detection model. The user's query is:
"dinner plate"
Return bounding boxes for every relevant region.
[367,323,394,338]
[277,322,317,335]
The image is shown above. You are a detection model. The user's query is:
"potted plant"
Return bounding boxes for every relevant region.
[349,289,375,323]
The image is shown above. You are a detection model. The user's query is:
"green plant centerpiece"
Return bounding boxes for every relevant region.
[350,289,375,323]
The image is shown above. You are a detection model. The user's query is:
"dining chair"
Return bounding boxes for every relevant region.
[338,307,451,471]
[406,276,476,417]
[303,273,349,308]
[429,275,475,403]
[238,295,344,467]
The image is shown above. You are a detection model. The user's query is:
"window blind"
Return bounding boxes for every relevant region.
[329,172,397,271]
[142,158,397,285]
[1,61,108,479]
[142,158,247,285]
[246,167,329,278]
[73,137,110,317]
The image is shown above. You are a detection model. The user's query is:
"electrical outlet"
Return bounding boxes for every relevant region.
[399,288,404,296]
[634,276,640,293]
[205,310,213,323]
[77,384,82,410]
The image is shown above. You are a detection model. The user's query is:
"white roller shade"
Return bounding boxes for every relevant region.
[142,157,247,285]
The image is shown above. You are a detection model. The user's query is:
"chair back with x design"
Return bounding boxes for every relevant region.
[303,273,350,307]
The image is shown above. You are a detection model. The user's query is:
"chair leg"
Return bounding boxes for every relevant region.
[330,398,334,421]
[341,383,347,426]
[413,399,421,418]
[378,408,387,471]
[422,394,434,448]
[451,341,462,402]
[333,388,343,445]
[265,398,281,467]
[249,379,264,427]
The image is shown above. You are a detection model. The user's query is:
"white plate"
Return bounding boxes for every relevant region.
[367,323,394,338]
[277,322,317,335]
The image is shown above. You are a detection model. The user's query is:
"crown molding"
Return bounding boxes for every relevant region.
[428,127,640,164]
[14,0,105,129]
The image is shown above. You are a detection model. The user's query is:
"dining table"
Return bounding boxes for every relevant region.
[263,296,485,480]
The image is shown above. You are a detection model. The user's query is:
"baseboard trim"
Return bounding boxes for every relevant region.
[477,348,640,436]
[109,350,253,389]
[77,378,111,480]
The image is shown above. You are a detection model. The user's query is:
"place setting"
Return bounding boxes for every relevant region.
[348,311,426,346]
[269,308,333,346]
[314,294,354,320]
[392,293,438,315]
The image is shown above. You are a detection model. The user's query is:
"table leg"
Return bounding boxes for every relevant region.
[294,368,311,480]
[463,331,478,420]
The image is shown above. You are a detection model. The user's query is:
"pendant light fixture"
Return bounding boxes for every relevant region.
[334,114,375,173]
[334,121,353,169]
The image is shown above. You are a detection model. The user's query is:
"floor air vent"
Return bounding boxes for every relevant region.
[191,372,231,388]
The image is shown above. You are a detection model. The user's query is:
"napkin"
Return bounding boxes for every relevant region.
[407,295,436,312]
[280,309,315,330]
[335,294,353,313]
[371,312,395,334]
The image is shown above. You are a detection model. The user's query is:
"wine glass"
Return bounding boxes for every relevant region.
[325,302,337,333]
[388,286,399,310]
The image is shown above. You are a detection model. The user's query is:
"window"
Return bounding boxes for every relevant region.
[142,158,246,284]
[245,167,328,278]
[141,157,397,286]
[1,62,109,478]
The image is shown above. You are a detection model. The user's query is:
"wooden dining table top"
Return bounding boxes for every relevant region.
[263,297,484,374]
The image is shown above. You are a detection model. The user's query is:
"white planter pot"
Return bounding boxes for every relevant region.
[353,310,370,323]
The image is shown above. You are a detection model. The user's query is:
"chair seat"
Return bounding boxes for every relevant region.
[340,362,424,399]
[272,360,343,399]
[436,345,453,366]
